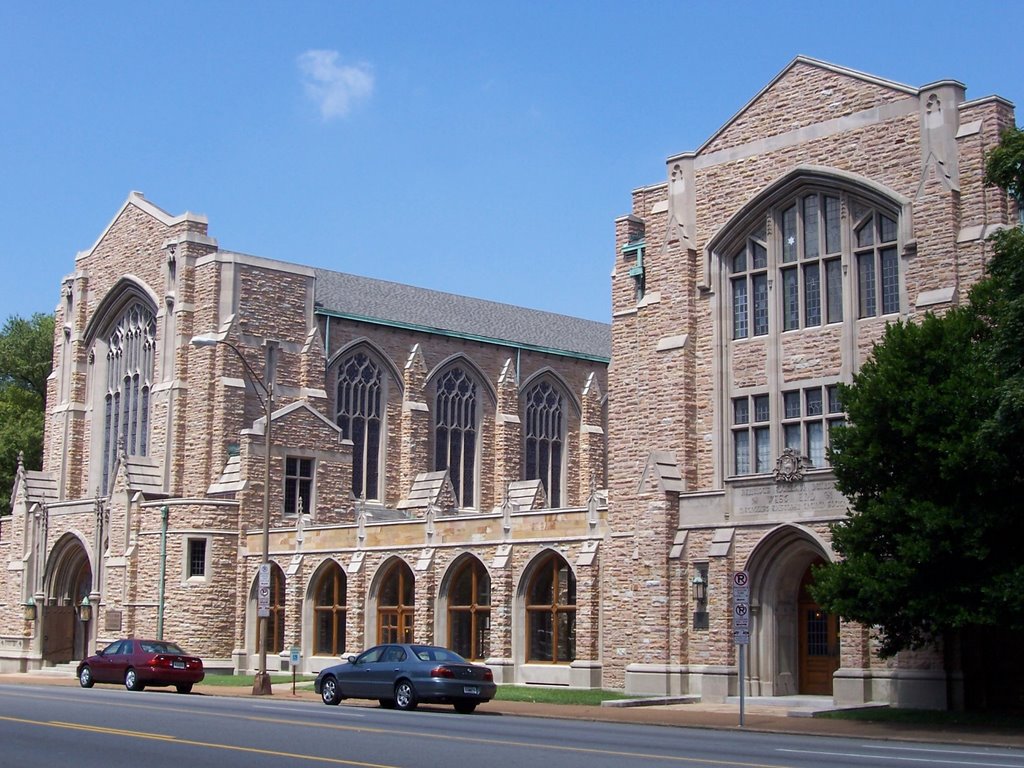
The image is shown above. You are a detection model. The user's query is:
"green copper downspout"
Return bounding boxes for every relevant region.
[157,505,168,640]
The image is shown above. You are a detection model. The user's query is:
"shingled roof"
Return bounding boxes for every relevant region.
[314,269,610,361]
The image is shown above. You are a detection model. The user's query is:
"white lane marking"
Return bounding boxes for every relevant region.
[778,748,1024,767]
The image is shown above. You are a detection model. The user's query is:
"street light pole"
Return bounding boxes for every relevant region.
[192,334,276,695]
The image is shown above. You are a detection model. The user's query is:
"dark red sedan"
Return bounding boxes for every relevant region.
[76,638,204,693]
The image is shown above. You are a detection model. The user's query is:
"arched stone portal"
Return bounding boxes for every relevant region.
[43,534,93,663]
[744,524,837,697]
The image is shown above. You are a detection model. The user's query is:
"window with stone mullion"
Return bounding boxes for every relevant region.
[524,381,565,507]
[336,352,383,500]
[101,302,156,494]
[435,368,477,507]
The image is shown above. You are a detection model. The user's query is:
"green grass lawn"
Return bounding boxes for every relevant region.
[492,686,633,706]
[199,675,631,706]
[200,673,317,687]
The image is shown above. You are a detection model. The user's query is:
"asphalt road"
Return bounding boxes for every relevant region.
[3,683,1024,768]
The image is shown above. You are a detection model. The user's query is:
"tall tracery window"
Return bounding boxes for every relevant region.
[313,562,347,656]
[102,301,157,493]
[853,203,900,318]
[378,560,415,644]
[725,187,902,477]
[526,553,576,663]
[434,366,477,507]
[448,558,490,661]
[524,380,565,507]
[336,351,382,500]
[730,223,769,339]
[780,193,844,330]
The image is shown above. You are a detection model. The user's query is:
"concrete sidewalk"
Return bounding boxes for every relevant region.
[3,671,1022,748]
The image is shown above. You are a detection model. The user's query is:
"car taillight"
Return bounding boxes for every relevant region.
[149,655,173,668]
[430,666,455,678]
[482,668,493,682]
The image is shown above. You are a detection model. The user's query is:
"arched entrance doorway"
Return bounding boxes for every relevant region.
[43,535,93,663]
[745,524,838,697]
[797,558,840,695]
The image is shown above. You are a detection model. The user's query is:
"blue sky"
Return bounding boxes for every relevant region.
[1,2,1020,324]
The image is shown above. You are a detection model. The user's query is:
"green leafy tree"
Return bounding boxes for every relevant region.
[0,313,54,511]
[812,126,1024,657]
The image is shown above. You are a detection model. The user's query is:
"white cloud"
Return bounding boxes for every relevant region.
[297,49,374,120]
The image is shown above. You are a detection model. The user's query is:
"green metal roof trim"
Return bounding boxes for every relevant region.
[314,268,610,362]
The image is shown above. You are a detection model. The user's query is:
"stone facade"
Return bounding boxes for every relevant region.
[0,57,1016,709]
[605,57,1016,708]
[0,192,609,688]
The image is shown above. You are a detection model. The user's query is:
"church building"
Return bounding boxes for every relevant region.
[1,57,1016,709]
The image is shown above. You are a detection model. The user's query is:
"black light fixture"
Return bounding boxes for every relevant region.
[691,569,707,602]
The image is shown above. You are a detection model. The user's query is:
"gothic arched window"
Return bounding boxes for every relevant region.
[526,553,576,663]
[378,560,415,644]
[523,380,565,507]
[448,558,490,660]
[335,351,383,500]
[434,366,478,507]
[102,301,156,493]
[313,562,347,656]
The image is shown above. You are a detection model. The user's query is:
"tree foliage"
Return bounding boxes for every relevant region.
[0,313,54,511]
[811,127,1024,657]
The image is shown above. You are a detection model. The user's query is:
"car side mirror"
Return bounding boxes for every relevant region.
[97,650,105,657]
[347,655,358,664]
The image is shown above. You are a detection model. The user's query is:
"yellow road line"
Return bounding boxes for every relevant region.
[0,715,395,767]
[0,691,794,768]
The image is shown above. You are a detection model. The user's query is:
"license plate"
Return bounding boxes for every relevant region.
[172,661,185,669]
[463,685,479,695]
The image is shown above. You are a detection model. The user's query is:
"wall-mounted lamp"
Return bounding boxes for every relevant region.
[79,596,92,623]
[691,570,707,603]
[692,566,709,631]
[23,597,36,622]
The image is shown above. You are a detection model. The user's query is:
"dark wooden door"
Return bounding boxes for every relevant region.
[42,606,75,663]
[797,563,839,695]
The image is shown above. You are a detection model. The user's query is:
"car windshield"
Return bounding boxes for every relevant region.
[140,641,186,655]
[411,646,466,663]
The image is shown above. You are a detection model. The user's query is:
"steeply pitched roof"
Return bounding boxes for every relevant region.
[314,268,611,361]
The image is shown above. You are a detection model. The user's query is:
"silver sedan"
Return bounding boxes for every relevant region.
[314,644,496,714]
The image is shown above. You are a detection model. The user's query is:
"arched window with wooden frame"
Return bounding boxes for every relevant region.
[313,562,347,656]
[255,563,285,656]
[377,560,415,644]
[447,557,490,660]
[526,552,576,662]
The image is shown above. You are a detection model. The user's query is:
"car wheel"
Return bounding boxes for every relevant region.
[78,666,94,688]
[124,668,144,691]
[393,680,418,711]
[378,699,395,709]
[453,700,477,714]
[320,675,341,706]
[176,683,193,694]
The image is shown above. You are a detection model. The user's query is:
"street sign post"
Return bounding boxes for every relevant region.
[733,570,750,727]
[258,563,271,618]
[290,645,300,694]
